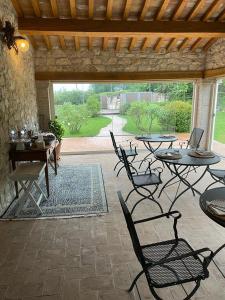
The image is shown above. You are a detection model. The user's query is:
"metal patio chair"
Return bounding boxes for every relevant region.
[205,167,225,190]
[117,191,213,300]
[110,131,137,176]
[120,146,163,214]
[179,127,204,150]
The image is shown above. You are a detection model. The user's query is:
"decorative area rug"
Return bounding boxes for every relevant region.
[3,164,108,219]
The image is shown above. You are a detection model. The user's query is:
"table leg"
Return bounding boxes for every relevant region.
[12,159,19,198]
[53,147,57,175]
[45,163,50,197]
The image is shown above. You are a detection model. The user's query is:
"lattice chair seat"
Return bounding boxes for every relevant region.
[208,168,225,179]
[133,173,161,187]
[118,148,137,158]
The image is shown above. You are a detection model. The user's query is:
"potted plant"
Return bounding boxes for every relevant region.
[49,117,65,160]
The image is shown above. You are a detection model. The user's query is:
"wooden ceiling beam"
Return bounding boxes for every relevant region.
[74,36,80,50]
[89,0,94,19]
[69,0,76,18]
[153,38,163,51]
[103,37,108,50]
[31,0,41,17]
[166,38,177,51]
[106,0,113,20]
[216,7,225,21]
[141,37,151,50]
[171,0,186,20]
[123,0,132,20]
[156,0,170,20]
[202,0,224,22]
[115,38,121,51]
[59,36,66,49]
[139,0,151,21]
[50,0,58,17]
[43,36,51,50]
[35,71,203,81]
[88,37,92,49]
[203,38,218,51]
[129,38,137,51]
[190,37,202,50]
[186,0,204,21]
[11,0,24,17]
[18,18,225,38]
[178,37,189,50]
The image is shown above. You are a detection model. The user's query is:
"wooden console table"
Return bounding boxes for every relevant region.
[9,140,58,198]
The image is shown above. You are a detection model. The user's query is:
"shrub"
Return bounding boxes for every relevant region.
[157,101,192,132]
[120,102,130,115]
[49,117,65,142]
[86,94,100,117]
[57,103,88,133]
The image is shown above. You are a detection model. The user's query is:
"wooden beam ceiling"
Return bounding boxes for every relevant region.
[156,0,170,20]
[50,0,59,17]
[139,0,151,21]
[123,0,132,20]
[18,18,225,39]
[186,0,204,21]
[31,0,41,17]
[201,0,224,22]
[106,0,113,20]
[59,36,66,49]
[171,0,186,21]
[69,0,76,18]
[141,37,151,50]
[89,0,94,19]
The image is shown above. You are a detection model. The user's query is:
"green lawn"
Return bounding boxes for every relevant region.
[214,111,225,143]
[122,115,165,135]
[63,116,111,137]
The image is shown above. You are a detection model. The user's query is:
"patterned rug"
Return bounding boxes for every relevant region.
[3,164,108,219]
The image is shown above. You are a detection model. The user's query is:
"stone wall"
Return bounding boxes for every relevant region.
[35,48,205,72]
[205,38,225,70]
[0,0,38,215]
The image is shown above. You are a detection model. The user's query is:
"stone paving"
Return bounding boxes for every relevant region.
[0,152,225,299]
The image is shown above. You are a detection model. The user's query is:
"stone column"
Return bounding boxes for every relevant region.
[192,78,218,150]
[36,81,54,130]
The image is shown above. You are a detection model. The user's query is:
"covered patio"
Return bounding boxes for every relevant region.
[1,0,225,299]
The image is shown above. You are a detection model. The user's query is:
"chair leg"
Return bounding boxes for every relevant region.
[128,270,145,292]
[125,188,135,203]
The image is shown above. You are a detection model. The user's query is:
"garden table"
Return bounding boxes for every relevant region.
[155,148,220,212]
[135,134,177,167]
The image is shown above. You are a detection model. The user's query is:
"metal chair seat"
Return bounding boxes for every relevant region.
[142,238,207,288]
[208,168,225,178]
[118,148,137,158]
[133,173,161,187]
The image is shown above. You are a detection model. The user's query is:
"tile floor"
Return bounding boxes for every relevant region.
[0,152,225,300]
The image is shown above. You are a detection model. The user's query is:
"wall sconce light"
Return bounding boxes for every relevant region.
[0,21,29,54]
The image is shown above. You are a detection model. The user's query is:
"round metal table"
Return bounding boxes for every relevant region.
[155,148,221,212]
[136,134,177,167]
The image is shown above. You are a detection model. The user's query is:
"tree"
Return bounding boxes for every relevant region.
[54,88,89,105]
[86,94,100,117]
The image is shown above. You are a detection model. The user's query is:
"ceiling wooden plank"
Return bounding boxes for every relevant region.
[69,0,76,18]
[204,67,225,78]
[129,37,137,51]
[50,0,59,17]
[190,37,202,50]
[106,0,113,20]
[116,37,121,51]
[153,38,163,51]
[156,0,170,20]
[178,37,189,50]
[103,37,108,50]
[18,18,225,38]
[186,0,204,21]
[123,0,132,20]
[43,35,51,50]
[166,38,177,51]
[139,0,151,21]
[171,0,186,20]
[28,35,37,49]
[89,0,94,18]
[141,37,151,50]
[59,36,66,49]
[217,7,225,21]
[74,36,80,50]
[203,38,218,50]
[11,0,24,17]
[202,0,223,21]
[88,37,92,49]
[35,71,203,81]
[31,0,41,17]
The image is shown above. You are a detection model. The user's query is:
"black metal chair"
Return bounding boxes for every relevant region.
[180,127,204,150]
[206,168,225,190]
[120,146,163,215]
[110,131,137,176]
[117,191,213,300]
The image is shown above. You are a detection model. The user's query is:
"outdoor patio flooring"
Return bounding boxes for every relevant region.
[0,152,225,299]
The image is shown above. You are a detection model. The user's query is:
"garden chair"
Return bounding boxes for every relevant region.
[110,131,137,176]
[205,167,225,190]
[117,191,213,300]
[120,146,163,214]
[179,127,204,150]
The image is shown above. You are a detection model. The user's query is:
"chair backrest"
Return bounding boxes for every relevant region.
[120,146,134,183]
[117,191,145,265]
[110,131,118,154]
[188,128,204,149]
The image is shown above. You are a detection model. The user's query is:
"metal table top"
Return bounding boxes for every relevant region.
[155,149,220,167]
[135,134,177,143]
